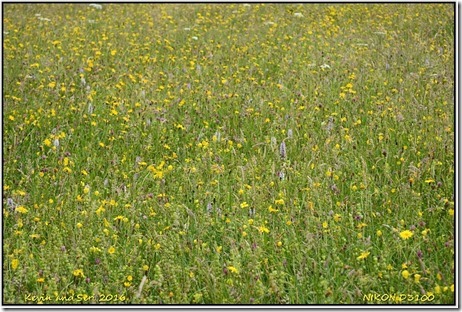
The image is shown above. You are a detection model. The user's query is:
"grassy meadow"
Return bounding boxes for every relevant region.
[2,3,455,304]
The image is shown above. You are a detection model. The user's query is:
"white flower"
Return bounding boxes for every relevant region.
[325,116,334,133]
[191,36,198,40]
[38,17,51,22]
[184,27,191,31]
[213,130,221,142]
[206,202,213,215]
[320,64,331,69]
[89,3,102,10]
[6,198,17,209]
[287,129,293,139]
[270,137,277,149]
[294,12,304,18]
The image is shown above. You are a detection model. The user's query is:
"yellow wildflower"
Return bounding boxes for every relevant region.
[357,251,370,260]
[73,269,84,278]
[399,230,413,240]
[402,270,410,279]
[15,206,28,214]
[11,259,19,270]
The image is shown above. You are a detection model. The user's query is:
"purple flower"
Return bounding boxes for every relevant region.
[279,141,287,159]
[417,250,423,259]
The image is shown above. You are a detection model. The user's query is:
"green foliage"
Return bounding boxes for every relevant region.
[3,3,454,304]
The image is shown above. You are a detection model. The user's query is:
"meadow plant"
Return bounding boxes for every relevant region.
[3,3,455,305]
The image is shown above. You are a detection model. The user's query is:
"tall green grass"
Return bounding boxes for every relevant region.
[3,3,454,304]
